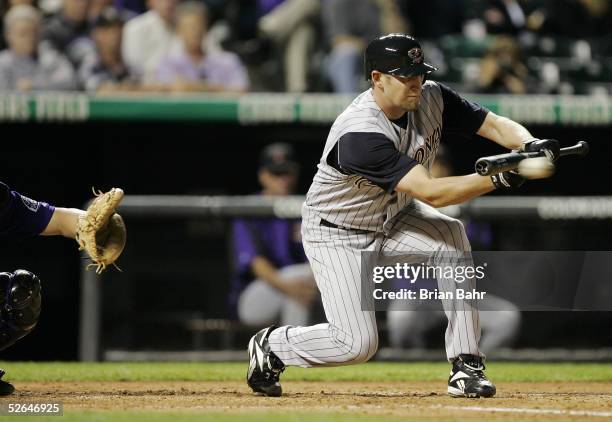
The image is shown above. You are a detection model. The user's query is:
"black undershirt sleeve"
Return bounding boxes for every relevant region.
[327,132,419,193]
[440,83,489,136]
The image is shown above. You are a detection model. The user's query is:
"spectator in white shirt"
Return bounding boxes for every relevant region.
[121,0,178,82]
[155,1,249,93]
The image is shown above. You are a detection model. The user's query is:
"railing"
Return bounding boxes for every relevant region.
[78,195,612,361]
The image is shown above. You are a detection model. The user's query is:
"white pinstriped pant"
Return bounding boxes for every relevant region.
[268,200,482,367]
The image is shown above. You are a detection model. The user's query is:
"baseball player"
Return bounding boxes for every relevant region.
[0,181,125,395]
[247,33,559,398]
[230,143,317,327]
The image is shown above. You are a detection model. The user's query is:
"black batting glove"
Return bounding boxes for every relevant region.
[523,138,560,161]
[491,171,525,189]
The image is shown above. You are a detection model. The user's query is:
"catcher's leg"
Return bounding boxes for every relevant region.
[0,270,43,396]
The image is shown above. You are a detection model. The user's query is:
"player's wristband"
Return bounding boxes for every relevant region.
[491,171,525,189]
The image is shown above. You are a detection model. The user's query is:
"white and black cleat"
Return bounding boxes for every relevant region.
[247,326,285,397]
[448,354,496,398]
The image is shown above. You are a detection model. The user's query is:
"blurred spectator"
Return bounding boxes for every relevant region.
[42,0,95,67]
[0,4,76,90]
[398,0,467,40]
[481,0,526,35]
[230,143,318,328]
[79,7,137,92]
[122,0,178,82]
[478,36,529,94]
[209,0,318,92]
[114,0,146,15]
[0,0,38,49]
[526,0,611,38]
[154,1,249,92]
[257,0,320,92]
[322,0,406,93]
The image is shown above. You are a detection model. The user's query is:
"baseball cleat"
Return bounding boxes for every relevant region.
[0,369,15,396]
[247,326,285,397]
[448,354,496,398]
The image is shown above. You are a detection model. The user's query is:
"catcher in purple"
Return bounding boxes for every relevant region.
[0,182,126,395]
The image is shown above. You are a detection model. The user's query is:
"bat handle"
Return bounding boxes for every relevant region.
[559,140,589,157]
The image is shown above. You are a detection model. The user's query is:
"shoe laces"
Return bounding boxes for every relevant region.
[459,355,487,379]
[267,354,285,380]
[464,362,487,379]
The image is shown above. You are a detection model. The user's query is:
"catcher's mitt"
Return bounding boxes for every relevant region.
[76,188,126,274]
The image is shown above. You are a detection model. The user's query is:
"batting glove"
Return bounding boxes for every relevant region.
[523,138,560,161]
[491,171,525,189]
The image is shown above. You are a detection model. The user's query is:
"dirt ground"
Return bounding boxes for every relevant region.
[4,381,612,421]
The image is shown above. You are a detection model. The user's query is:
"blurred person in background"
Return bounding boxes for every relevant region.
[154,1,249,93]
[121,0,178,83]
[525,0,611,38]
[0,0,38,50]
[481,0,527,35]
[256,0,320,92]
[386,145,521,354]
[229,143,318,328]
[42,0,95,68]
[79,7,137,92]
[0,4,76,90]
[205,0,318,92]
[322,0,406,93]
[477,36,530,94]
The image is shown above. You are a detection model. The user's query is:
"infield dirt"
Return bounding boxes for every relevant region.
[5,380,612,421]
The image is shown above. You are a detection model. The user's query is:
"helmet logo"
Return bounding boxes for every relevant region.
[408,47,423,64]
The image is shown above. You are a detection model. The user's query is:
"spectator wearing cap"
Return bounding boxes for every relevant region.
[121,0,179,83]
[0,4,77,91]
[229,143,318,328]
[41,0,96,68]
[79,7,136,92]
[154,1,249,93]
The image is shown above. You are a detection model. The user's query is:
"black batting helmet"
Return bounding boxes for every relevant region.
[364,34,437,81]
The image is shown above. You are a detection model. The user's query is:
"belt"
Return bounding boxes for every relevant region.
[320,218,343,229]
[319,218,377,234]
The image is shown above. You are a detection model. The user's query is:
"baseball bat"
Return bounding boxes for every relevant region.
[475,141,589,176]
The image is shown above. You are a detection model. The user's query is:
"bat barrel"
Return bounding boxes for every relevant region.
[475,152,525,176]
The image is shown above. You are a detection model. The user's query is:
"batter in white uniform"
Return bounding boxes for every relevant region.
[246,33,560,398]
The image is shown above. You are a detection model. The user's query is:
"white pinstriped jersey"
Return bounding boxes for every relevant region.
[305,81,444,232]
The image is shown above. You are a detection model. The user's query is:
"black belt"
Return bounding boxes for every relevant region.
[320,218,343,229]
[319,218,376,233]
